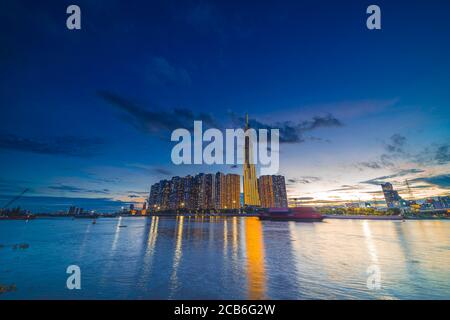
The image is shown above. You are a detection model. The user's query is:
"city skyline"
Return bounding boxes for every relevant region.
[0,1,449,212]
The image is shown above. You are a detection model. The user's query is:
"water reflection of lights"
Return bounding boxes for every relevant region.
[232,217,238,258]
[99,216,124,286]
[169,216,184,297]
[144,216,159,263]
[363,220,381,290]
[77,222,93,260]
[223,218,228,253]
[138,216,160,285]
[363,221,379,264]
[111,216,123,253]
[147,216,159,254]
[245,218,267,300]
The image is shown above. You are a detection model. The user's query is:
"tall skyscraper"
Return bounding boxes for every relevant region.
[381,182,402,208]
[243,114,261,207]
[258,175,288,208]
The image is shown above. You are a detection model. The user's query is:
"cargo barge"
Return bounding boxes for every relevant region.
[259,207,324,222]
[0,215,36,220]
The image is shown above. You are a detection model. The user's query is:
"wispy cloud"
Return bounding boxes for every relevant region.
[288,176,321,184]
[327,185,360,192]
[414,143,450,166]
[125,163,174,176]
[98,91,217,135]
[435,145,450,164]
[357,135,449,171]
[411,174,450,189]
[289,196,315,200]
[48,185,111,195]
[99,90,343,145]
[385,134,407,154]
[0,133,104,157]
[357,161,383,170]
[153,167,173,176]
[230,113,343,143]
[360,169,425,185]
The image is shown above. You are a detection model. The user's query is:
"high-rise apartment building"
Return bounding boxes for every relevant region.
[224,174,241,209]
[381,182,403,208]
[258,175,288,208]
[149,172,242,211]
[214,172,225,209]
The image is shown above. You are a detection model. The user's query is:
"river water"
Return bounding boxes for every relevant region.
[0,217,449,299]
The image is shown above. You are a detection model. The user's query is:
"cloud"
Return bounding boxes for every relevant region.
[411,174,450,189]
[147,56,191,86]
[230,113,343,143]
[100,91,342,144]
[358,161,383,170]
[358,132,449,171]
[288,176,321,184]
[378,135,448,167]
[0,133,104,157]
[153,167,173,176]
[385,134,407,154]
[434,145,450,164]
[415,143,450,166]
[365,134,408,168]
[302,99,399,119]
[125,163,174,176]
[98,91,217,135]
[125,190,148,199]
[360,169,425,185]
[48,185,111,195]
[127,191,149,195]
[327,185,359,192]
[289,197,315,200]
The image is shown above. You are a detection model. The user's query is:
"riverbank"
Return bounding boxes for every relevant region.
[323,214,404,220]
[2,213,449,221]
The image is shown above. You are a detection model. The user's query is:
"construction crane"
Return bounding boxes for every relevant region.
[405,180,414,201]
[1,188,29,210]
[404,180,421,213]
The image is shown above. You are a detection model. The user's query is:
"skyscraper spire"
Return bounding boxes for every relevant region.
[243,113,261,207]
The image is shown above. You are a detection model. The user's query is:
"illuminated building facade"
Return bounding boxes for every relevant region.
[223,174,241,209]
[149,172,241,211]
[258,175,288,208]
[243,114,261,207]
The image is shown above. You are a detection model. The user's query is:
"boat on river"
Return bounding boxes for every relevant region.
[0,214,36,220]
[259,207,324,222]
